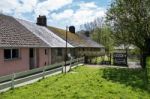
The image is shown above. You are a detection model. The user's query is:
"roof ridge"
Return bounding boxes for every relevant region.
[16,18,73,48]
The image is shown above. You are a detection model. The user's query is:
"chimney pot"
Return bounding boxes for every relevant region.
[69,26,75,33]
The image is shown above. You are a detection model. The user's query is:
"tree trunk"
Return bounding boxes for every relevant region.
[140,50,146,69]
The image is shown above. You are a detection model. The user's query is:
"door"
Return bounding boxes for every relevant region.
[29,48,35,69]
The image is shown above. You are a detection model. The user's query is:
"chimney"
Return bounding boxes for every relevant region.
[36,15,47,26]
[69,26,75,33]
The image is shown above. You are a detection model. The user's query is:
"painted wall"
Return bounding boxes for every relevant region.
[0,48,51,76]
[0,48,29,76]
[0,47,103,76]
[38,48,49,67]
[48,49,51,64]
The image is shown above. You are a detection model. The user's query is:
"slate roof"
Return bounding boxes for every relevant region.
[16,19,73,48]
[0,14,103,48]
[77,32,104,48]
[47,26,104,48]
[0,14,48,47]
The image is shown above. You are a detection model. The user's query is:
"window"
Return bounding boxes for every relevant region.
[4,49,19,60]
[12,49,19,58]
[4,49,11,59]
[57,49,62,56]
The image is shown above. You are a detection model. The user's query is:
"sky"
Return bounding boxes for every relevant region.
[0,0,111,30]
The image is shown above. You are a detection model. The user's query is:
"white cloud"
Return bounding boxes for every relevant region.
[0,0,19,14]
[0,0,37,13]
[0,0,106,30]
[73,8,105,25]
[34,0,73,16]
[0,0,73,16]
[0,0,38,19]
[51,9,74,20]
[50,2,106,28]
[74,2,106,25]
[16,0,37,13]
[79,2,97,9]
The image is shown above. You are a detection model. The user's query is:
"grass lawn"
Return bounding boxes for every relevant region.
[0,66,150,99]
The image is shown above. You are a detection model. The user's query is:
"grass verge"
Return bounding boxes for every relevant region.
[0,66,149,99]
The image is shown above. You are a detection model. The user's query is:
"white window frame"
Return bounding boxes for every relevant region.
[4,48,20,60]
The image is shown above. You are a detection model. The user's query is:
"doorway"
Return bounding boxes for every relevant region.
[29,48,36,69]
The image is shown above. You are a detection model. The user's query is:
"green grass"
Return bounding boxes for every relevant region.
[0,66,150,99]
[91,56,110,64]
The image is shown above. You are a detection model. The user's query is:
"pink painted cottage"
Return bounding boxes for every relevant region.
[0,14,73,76]
[0,14,104,76]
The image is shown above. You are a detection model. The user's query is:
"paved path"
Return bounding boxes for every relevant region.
[86,62,141,69]
[128,62,141,68]
[86,65,127,68]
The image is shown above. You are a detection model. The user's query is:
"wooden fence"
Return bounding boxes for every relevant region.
[0,57,84,92]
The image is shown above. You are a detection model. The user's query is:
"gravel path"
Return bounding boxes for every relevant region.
[128,62,141,68]
[86,62,141,69]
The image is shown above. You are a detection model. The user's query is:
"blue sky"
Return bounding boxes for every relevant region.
[0,0,111,30]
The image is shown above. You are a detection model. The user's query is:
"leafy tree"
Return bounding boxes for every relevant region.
[92,26,114,53]
[106,0,150,68]
[80,18,115,54]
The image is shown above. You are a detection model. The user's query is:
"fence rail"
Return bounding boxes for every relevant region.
[0,57,84,92]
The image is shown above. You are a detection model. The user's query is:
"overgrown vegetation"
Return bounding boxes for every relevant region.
[106,0,150,68]
[80,18,115,53]
[91,56,111,64]
[0,66,149,99]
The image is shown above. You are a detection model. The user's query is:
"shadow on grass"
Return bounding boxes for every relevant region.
[101,68,148,91]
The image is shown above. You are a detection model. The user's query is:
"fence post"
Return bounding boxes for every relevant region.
[79,58,81,64]
[62,62,64,73]
[82,57,84,63]
[76,58,78,66]
[11,73,15,89]
[42,66,45,79]
[69,59,72,71]
[81,57,84,66]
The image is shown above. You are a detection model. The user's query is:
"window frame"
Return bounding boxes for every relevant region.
[4,48,20,60]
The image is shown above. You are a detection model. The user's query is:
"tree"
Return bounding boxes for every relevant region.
[106,0,150,68]
[80,18,114,54]
[92,26,114,53]
[80,17,104,32]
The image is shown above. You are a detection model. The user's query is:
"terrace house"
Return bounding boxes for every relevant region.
[0,14,104,76]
